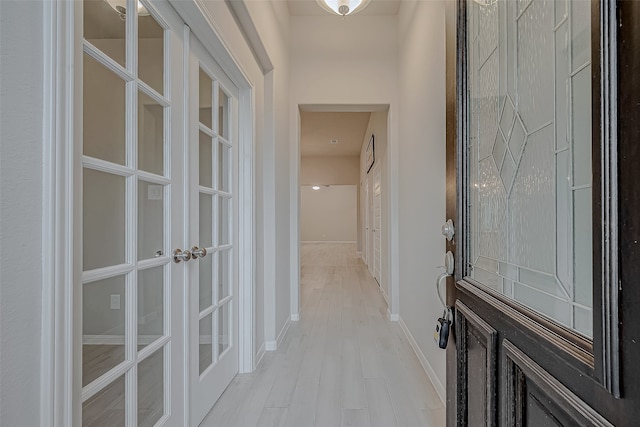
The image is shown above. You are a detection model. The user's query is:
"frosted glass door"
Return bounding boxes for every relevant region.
[80,1,184,425]
[466,0,593,336]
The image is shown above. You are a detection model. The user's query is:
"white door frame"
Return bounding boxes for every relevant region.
[42,1,255,425]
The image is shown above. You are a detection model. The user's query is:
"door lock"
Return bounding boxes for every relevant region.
[172,248,192,263]
[441,219,455,241]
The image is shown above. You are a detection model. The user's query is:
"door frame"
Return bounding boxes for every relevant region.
[42,1,256,425]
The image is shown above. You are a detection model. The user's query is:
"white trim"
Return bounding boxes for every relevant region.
[82,335,165,346]
[387,310,399,322]
[265,316,292,352]
[42,1,75,425]
[301,240,357,244]
[398,316,446,405]
[290,313,300,322]
[255,342,266,368]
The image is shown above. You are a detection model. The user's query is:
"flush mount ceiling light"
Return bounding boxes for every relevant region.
[329,139,339,145]
[312,186,321,190]
[316,0,372,16]
[105,0,150,20]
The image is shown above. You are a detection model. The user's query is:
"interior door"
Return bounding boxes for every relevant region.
[373,167,382,285]
[447,0,640,426]
[364,179,370,265]
[79,1,185,425]
[187,34,240,426]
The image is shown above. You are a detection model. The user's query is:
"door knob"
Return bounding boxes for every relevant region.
[191,246,208,259]
[172,248,192,263]
[441,219,455,241]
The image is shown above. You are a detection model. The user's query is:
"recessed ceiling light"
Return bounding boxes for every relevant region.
[329,139,339,145]
[312,186,321,190]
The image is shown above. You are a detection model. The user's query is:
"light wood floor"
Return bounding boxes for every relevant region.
[201,242,445,427]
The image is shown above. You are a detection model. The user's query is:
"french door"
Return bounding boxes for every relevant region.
[373,167,382,285]
[447,0,640,426]
[187,34,240,426]
[79,1,186,425]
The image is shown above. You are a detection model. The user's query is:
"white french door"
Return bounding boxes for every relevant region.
[364,179,370,267]
[78,1,185,426]
[373,167,382,285]
[187,34,240,426]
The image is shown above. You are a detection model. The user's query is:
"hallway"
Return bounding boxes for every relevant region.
[201,243,445,427]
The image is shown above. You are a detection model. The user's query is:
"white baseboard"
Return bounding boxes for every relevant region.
[291,313,300,321]
[255,341,266,368]
[387,309,399,322]
[380,287,389,306]
[266,315,292,351]
[398,316,446,404]
[301,240,357,244]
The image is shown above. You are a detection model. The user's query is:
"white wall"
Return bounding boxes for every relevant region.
[0,1,44,425]
[301,185,357,242]
[300,156,359,185]
[398,0,447,397]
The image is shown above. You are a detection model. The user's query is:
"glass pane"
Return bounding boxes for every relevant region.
[218,197,230,246]
[199,68,213,129]
[138,267,164,348]
[199,193,213,248]
[82,275,126,387]
[82,375,125,426]
[199,132,213,188]
[83,54,126,165]
[218,303,230,356]
[218,250,230,301]
[199,250,213,312]
[218,142,231,193]
[138,349,165,427]
[83,169,126,271]
[138,90,164,175]
[138,12,164,95]
[467,0,592,336]
[199,314,213,374]
[83,0,126,67]
[218,88,229,139]
[138,180,164,261]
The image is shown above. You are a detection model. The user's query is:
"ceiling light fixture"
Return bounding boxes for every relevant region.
[312,186,321,190]
[105,0,150,20]
[316,0,372,16]
[329,139,339,145]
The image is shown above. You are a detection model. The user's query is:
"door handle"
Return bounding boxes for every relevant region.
[441,219,455,241]
[191,246,208,259]
[172,248,192,263]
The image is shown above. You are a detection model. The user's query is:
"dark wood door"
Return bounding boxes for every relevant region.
[445,1,640,426]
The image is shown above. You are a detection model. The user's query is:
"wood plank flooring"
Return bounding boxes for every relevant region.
[201,242,445,427]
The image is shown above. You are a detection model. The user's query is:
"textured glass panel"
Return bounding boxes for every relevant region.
[556,149,572,291]
[138,91,164,175]
[509,126,554,273]
[492,133,507,171]
[572,66,592,187]
[199,193,213,248]
[499,97,516,140]
[555,20,570,151]
[199,250,213,312]
[138,13,164,95]
[500,151,517,193]
[218,303,231,356]
[138,267,164,348]
[498,262,518,281]
[83,54,126,165]
[199,314,213,375]
[218,197,231,246]
[219,249,231,301]
[574,188,592,306]
[138,349,164,427]
[138,180,164,261]
[218,142,231,193]
[477,159,507,261]
[474,268,502,292]
[199,132,213,188]
[82,276,126,387]
[508,116,527,160]
[519,268,567,299]
[199,68,213,129]
[478,53,499,160]
[517,0,554,131]
[83,0,126,67]
[82,375,125,426]
[555,0,568,25]
[477,0,498,63]
[574,306,593,337]
[571,0,591,69]
[83,169,126,270]
[513,283,572,327]
[218,88,229,139]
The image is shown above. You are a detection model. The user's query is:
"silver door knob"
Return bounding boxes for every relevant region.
[172,248,192,263]
[191,246,207,259]
[441,219,455,241]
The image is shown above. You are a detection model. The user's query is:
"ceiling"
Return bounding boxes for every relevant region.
[287,0,402,16]
[300,112,371,157]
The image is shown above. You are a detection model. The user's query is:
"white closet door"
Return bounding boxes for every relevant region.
[79,1,186,425]
[373,167,382,285]
[187,34,240,426]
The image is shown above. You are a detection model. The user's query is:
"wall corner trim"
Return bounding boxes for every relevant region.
[387,309,400,322]
[266,316,292,351]
[398,316,446,405]
[291,313,300,321]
